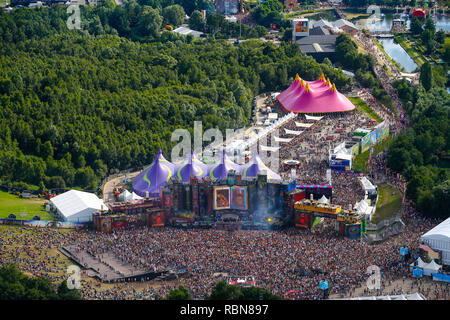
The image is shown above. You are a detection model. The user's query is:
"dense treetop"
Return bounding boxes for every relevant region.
[0,6,351,191]
[390,80,449,218]
[0,264,81,300]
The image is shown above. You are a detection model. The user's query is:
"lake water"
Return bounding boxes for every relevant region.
[347,10,448,72]
[353,11,450,32]
[378,38,418,73]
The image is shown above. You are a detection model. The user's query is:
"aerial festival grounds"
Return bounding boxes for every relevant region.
[0,73,445,300]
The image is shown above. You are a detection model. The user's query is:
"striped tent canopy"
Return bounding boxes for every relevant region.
[132,149,174,198]
[240,152,281,180]
[175,150,208,182]
[208,149,241,180]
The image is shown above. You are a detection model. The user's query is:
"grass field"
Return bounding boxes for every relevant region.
[371,183,402,224]
[349,96,383,123]
[284,8,331,19]
[0,190,51,221]
[352,135,394,173]
[398,39,425,67]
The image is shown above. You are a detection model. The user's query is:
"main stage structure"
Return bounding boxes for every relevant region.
[94,149,366,238]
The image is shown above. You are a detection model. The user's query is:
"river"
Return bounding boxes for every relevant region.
[378,38,418,73]
[352,10,450,32]
[346,9,449,72]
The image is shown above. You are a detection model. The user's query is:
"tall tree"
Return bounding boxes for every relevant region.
[188,10,206,31]
[419,61,432,91]
[138,6,163,37]
[165,286,193,300]
[162,4,185,27]
[410,17,423,35]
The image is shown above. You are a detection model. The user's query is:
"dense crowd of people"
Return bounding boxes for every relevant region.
[356,32,412,118]
[275,111,369,207]
[1,205,442,301]
[0,49,445,301]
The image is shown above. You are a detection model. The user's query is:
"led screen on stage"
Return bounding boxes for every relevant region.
[214,186,231,210]
[230,186,247,210]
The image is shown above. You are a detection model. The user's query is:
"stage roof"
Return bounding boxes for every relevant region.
[132,149,174,198]
[132,149,282,198]
[422,217,450,242]
[50,190,105,222]
[175,150,208,182]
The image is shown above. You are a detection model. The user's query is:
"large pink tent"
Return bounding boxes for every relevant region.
[277,73,356,113]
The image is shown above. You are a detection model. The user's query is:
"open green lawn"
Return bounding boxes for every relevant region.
[0,190,52,221]
[371,183,402,224]
[353,135,394,173]
[284,8,331,19]
[349,97,383,123]
[398,39,425,67]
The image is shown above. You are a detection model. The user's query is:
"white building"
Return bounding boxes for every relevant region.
[313,19,334,30]
[421,217,450,265]
[333,19,358,34]
[50,190,106,223]
[173,26,204,38]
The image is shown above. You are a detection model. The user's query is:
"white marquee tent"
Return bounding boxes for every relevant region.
[50,190,106,223]
[423,260,442,276]
[305,115,323,121]
[259,145,280,152]
[274,136,292,143]
[118,190,143,202]
[284,128,303,135]
[318,195,329,204]
[422,217,450,265]
[354,199,373,219]
[360,177,376,193]
[410,257,427,269]
[295,122,313,128]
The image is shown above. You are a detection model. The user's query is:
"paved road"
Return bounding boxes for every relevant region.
[102,171,139,204]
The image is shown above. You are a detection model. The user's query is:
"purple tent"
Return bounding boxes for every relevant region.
[175,150,208,182]
[241,152,281,180]
[208,149,241,180]
[132,149,174,198]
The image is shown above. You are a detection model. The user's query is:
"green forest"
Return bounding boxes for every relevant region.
[0,4,352,191]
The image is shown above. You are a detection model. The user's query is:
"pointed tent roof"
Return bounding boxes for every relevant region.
[118,189,132,202]
[410,257,426,268]
[277,74,356,113]
[176,150,208,182]
[241,152,281,180]
[208,149,241,180]
[424,260,442,272]
[276,73,302,102]
[318,195,329,204]
[132,149,174,198]
[131,192,143,200]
